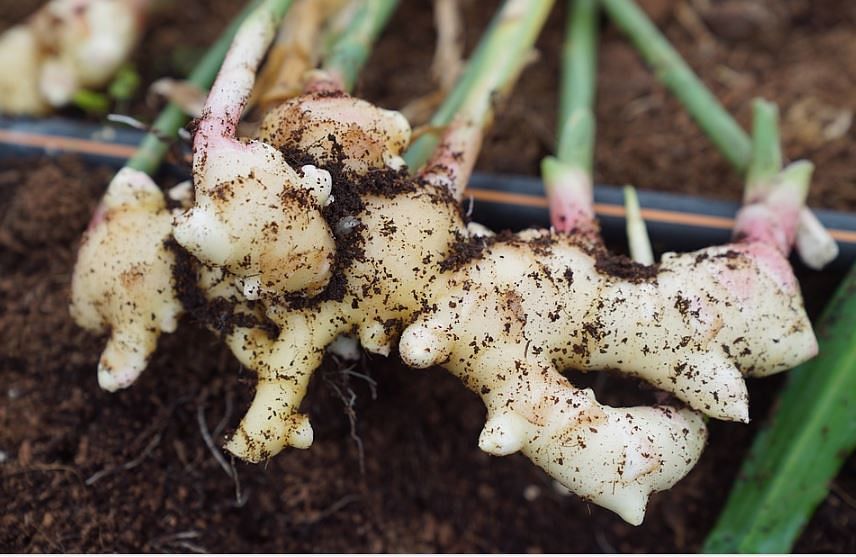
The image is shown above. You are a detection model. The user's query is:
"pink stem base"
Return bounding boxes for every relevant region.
[417,117,483,201]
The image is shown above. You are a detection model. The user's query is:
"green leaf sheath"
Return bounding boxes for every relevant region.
[745,98,782,200]
[322,0,400,93]
[599,0,751,172]
[557,0,598,173]
[126,0,273,175]
[702,264,856,553]
[403,0,556,171]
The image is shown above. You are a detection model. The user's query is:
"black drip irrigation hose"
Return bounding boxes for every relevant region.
[2,115,856,272]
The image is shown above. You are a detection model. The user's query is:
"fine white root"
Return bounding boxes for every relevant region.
[70,168,181,391]
[0,0,148,115]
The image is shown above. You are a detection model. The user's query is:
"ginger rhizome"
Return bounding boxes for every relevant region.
[71,0,818,526]
[70,168,181,391]
[187,82,815,523]
[0,0,149,115]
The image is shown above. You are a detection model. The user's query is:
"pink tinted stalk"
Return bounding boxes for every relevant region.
[194,0,292,154]
[733,161,813,254]
[417,117,483,200]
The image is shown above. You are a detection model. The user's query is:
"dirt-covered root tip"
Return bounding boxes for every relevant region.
[471,370,707,525]
[96,325,162,392]
[224,381,315,463]
[219,314,335,462]
[399,320,454,368]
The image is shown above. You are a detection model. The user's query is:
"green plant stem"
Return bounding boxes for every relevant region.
[557,0,598,172]
[126,0,267,175]
[403,0,555,170]
[321,0,399,92]
[600,0,751,171]
[745,98,781,201]
[72,90,110,115]
[702,264,856,553]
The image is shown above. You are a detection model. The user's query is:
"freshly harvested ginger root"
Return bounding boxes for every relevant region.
[0,0,148,115]
[71,1,817,525]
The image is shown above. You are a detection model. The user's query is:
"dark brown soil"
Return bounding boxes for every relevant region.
[0,156,853,552]
[1,0,855,553]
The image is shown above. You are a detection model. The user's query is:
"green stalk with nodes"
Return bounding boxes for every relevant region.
[556,0,598,171]
[403,0,556,171]
[745,98,782,200]
[599,0,750,170]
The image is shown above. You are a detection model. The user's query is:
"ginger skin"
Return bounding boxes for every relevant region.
[70,83,814,526]
[70,85,817,526]
[70,168,182,391]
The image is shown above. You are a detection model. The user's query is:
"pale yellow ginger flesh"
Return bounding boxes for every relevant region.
[0,0,147,115]
[70,168,181,391]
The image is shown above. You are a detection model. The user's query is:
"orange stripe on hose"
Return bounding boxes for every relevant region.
[3,129,855,245]
[467,187,856,244]
[466,187,548,208]
[0,129,137,159]
[466,187,736,229]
